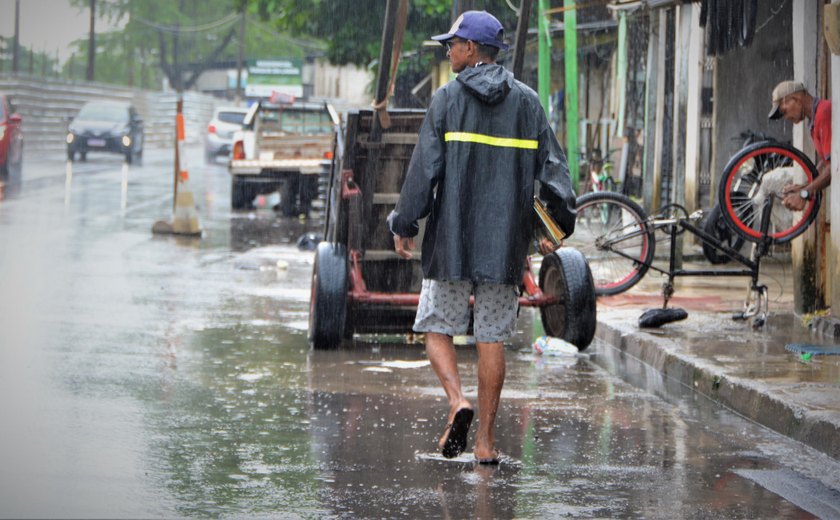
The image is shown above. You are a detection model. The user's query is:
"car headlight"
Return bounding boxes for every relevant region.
[66,132,74,144]
[122,135,131,147]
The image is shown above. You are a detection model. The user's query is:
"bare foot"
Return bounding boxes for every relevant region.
[474,445,500,464]
[473,433,497,462]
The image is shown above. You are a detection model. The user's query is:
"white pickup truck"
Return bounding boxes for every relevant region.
[229,100,339,216]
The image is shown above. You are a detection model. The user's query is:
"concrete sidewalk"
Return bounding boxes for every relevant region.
[589,258,840,462]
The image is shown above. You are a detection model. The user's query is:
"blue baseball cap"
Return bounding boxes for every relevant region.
[431,11,509,50]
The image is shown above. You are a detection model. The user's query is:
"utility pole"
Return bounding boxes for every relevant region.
[12,0,20,73]
[563,0,580,189]
[537,0,550,111]
[511,0,533,81]
[236,8,246,104]
[87,0,96,81]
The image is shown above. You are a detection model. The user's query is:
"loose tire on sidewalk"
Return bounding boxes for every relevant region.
[538,248,597,350]
[309,242,349,349]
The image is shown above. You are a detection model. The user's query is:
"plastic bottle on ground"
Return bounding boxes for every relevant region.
[532,335,578,356]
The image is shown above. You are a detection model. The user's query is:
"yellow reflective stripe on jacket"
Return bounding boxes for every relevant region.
[444,132,538,150]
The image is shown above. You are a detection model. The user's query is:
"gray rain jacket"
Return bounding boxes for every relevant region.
[386,63,576,286]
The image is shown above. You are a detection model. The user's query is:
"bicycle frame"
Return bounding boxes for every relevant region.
[603,197,776,327]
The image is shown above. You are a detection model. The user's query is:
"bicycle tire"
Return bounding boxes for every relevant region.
[718,141,821,244]
[566,191,655,296]
[700,204,745,265]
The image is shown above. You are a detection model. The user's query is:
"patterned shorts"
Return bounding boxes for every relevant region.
[413,279,520,343]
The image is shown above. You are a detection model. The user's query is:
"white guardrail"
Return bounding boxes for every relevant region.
[0,74,220,153]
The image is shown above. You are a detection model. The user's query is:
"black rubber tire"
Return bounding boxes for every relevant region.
[700,205,744,265]
[539,248,597,350]
[309,242,349,349]
[298,175,318,217]
[280,176,299,217]
[80,151,87,162]
[718,140,821,244]
[231,177,254,210]
[565,191,655,296]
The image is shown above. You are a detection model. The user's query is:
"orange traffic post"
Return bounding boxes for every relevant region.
[152,97,203,237]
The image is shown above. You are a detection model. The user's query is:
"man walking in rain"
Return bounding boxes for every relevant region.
[387,10,576,464]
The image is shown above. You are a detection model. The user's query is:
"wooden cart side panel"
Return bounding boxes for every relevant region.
[359,111,426,294]
[329,109,428,299]
[328,111,363,245]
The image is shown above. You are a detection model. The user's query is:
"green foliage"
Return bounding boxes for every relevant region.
[250,0,522,67]
[55,0,524,90]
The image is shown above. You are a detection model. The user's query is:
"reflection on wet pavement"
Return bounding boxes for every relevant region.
[0,155,836,518]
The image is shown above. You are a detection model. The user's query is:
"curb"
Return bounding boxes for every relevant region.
[592,314,840,462]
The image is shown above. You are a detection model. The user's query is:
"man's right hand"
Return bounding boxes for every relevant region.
[537,237,561,256]
[393,234,415,259]
[782,183,804,195]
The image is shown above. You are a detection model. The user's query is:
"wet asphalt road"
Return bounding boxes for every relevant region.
[1,146,839,519]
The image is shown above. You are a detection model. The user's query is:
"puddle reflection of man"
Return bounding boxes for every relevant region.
[768,80,832,211]
[387,11,575,464]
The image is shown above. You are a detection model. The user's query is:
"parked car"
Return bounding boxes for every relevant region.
[205,106,249,163]
[66,101,144,164]
[0,93,23,184]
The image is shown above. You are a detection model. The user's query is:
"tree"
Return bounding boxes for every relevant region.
[69,0,312,91]
[250,0,520,68]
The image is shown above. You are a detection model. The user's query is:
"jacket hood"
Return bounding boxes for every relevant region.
[456,64,513,105]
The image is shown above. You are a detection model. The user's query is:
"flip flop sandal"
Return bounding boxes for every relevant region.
[441,408,474,458]
[475,451,502,465]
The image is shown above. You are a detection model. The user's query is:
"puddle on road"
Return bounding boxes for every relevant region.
[116,310,834,519]
[7,199,835,518]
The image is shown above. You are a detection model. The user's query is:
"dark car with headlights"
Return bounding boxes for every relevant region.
[67,101,144,164]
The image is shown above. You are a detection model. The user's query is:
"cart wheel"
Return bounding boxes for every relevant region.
[309,242,349,349]
[538,248,597,350]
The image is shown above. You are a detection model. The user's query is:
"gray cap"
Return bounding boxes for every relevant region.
[768,80,806,120]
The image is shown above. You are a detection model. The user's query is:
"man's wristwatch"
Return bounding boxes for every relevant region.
[799,189,810,200]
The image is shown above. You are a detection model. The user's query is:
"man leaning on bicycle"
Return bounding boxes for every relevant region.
[768,80,832,211]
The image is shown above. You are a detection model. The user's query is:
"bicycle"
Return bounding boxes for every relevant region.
[579,148,617,194]
[564,141,822,327]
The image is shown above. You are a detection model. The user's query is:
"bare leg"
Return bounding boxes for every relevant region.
[425,332,473,450]
[473,341,505,461]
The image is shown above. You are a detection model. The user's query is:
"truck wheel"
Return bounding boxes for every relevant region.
[280,177,299,217]
[309,242,349,349]
[538,248,597,350]
[299,176,318,217]
[231,178,254,209]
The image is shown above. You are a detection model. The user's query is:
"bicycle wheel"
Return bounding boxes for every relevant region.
[718,141,821,244]
[565,191,655,296]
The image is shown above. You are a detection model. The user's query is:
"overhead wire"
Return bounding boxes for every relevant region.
[131,12,240,34]
[244,15,327,52]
